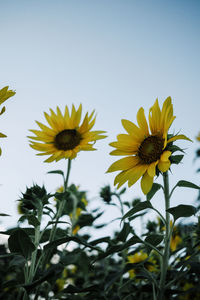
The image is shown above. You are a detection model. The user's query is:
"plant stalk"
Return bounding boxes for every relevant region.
[157,171,170,299]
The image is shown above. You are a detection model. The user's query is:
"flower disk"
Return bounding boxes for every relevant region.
[29,104,106,162]
[107,97,191,194]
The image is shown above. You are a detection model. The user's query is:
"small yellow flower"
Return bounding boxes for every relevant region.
[170,234,182,251]
[29,104,106,162]
[72,225,80,235]
[107,97,191,194]
[127,250,157,278]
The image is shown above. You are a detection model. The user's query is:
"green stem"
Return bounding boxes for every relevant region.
[28,203,43,283]
[114,193,124,216]
[42,159,72,270]
[158,171,170,299]
[49,159,71,242]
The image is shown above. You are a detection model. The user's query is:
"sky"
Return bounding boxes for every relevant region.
[0,0,200,237]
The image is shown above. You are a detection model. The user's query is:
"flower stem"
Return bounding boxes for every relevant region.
[28,202,43,283]
[49,159,72,242]
[158,171,170,299]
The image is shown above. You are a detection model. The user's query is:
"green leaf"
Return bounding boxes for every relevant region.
[176,180,200,189]
[63,284,99,294]
[116,222,132,242]
[0,213,10,217]
[44,235,103,253]
[122,201,153,221]
[27,215,40,227]
[9,255,26,268]
[145,234,164,246]
[90,236,111,246]
[47,170,64,176]
[147,183,162,201]
[167,204,196,221]
[8,228,35,258]
[170,155,184,164]
[95,236,140,261]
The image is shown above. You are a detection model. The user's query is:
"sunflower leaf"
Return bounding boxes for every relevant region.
[8,228,35,258]
[47,170,64,176]
[0,213,10,217]
[122,201,153,221]
[146,183,162,201]
[167,204,196,221]
[176,180,200,189]
[145,234,164,247]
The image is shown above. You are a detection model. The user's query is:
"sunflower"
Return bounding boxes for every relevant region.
[0,86,15,155]
[107,97,191,194]
[127,250,157,278]
[29,104,106,162]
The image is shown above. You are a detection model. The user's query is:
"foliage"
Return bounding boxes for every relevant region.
[0,180,200,300]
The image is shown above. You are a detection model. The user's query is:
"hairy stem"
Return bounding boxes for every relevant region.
[157,171,170,299]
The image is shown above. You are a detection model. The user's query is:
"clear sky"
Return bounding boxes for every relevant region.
[0,0,200,234]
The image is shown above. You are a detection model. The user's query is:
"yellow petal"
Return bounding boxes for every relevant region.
[71,104,82,128]
[0,132,7,138]
[137,107,149,136]
[149,99,161,134]
[107,156,140,173]
[121,119,144,141]
[147,161,158,177]
[158,160,171,173]
[141,172,154,194]
[110,149,135,156]
[128,164,148,187]
[160,151,171,162]
[167,134,192,143]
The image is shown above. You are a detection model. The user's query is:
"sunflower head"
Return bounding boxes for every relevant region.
[29,104,106,162]
[107,97,191,194]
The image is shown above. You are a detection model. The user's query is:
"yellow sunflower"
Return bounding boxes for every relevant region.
[0,86,16,155]
[196,132,200,142]
[127,250,157,278]
[29,104,106,162]
[107,97,191,194]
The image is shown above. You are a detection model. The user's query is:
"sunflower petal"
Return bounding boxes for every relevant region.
[107,156,139,173]
[160,150,171,162]
[158,160,171,173]
[137,107,149,136]
[167,134,192,143]
[147,161,158,177]
[141,172,154,194]
[121,119,144,141]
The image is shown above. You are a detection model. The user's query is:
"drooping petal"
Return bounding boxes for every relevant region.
[147,161,158,177]
[160,150,171,162]
[158,160,171,173]
[141,171,154,194]
[128,164,148,187]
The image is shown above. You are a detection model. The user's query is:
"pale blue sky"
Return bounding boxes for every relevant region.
[0,0,200,234]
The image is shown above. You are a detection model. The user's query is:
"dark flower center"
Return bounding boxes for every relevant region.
[54,129,81,150]
[138,135,164,164]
